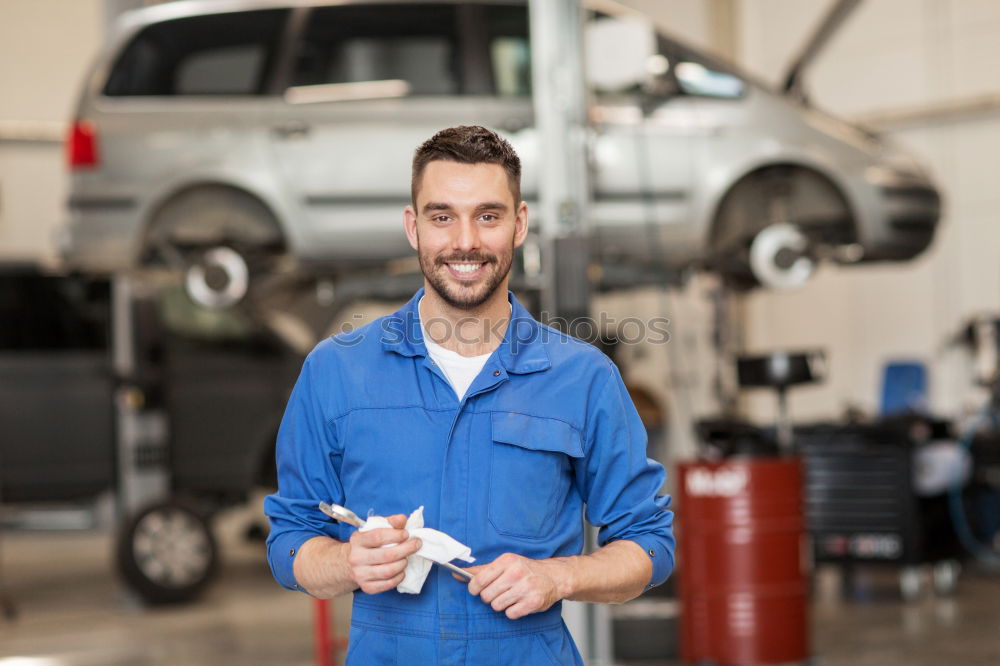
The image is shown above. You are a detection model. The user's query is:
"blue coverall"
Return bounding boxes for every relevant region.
[265,290,675,665]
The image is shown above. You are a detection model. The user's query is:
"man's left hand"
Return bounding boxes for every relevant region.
[464,553,567,620]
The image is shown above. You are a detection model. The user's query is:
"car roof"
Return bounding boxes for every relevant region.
[113,0,524,33]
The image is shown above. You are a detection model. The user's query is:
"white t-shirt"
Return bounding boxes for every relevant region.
[418,298,509,401]
[422,333,491,401]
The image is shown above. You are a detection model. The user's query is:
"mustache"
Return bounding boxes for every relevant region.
[435,253,497,266]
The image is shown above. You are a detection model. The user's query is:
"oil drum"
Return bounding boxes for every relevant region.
[677,457,808,664]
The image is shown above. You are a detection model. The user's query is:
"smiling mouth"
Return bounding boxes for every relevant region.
[445,262,486,279]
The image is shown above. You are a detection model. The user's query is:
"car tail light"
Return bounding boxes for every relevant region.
[67,120,99,169]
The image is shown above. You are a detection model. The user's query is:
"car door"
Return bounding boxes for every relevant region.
[267,2,534,267]
[588,28,702,270]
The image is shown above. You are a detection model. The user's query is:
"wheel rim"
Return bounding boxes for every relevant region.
[132,508,212,588]
[185,246,250,309]
[749,224,814,289]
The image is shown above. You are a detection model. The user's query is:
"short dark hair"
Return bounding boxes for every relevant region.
[411,125,521,206]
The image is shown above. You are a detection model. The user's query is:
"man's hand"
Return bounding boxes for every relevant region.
[465,553,568,620]
[347,514,422,594]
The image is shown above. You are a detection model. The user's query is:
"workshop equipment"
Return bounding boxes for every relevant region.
[736,350,825,450]
[798,420,963,598]
[678,350,816,663]
[312,598,348,666]
[0,266,300,604]
[678,457,808,664]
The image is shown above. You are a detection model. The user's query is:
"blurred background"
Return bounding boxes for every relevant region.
[1,0,999,664]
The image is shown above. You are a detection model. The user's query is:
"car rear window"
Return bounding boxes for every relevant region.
[103,9,289,96]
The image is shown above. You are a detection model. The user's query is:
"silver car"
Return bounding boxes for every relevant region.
[60,0,940,302]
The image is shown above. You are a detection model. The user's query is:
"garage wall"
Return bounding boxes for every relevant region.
[0,0,104,263]
[736,0,1000,423]
[619,0,711,48]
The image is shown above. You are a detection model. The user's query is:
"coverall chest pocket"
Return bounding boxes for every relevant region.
[489,412,584,539]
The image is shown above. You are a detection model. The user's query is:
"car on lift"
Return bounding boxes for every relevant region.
[58,0,940,302]
[0,265,301,603]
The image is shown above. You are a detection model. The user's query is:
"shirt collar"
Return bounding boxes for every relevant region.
[381,288,551,375]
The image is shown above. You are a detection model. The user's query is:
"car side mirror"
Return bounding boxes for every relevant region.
[585,16,657,93]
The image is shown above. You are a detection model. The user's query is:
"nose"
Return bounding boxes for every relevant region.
[452,218,481,253]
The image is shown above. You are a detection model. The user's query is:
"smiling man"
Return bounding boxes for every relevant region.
[265,125,675,664]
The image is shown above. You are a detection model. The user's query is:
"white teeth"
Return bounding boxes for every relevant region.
[448,263,482,274]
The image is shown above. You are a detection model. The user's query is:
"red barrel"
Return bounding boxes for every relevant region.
[677,457,809,664]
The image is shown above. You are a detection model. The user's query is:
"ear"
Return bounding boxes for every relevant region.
[403,205,419,251]
[513,201,529,249]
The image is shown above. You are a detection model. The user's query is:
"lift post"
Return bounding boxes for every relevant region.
[111,276,170,519]
[529,0,591,329]
[528,1,610,663]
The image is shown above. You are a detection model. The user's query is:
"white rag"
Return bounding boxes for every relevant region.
[359,506,474,594]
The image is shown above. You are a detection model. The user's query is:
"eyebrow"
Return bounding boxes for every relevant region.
[421,202,510,215]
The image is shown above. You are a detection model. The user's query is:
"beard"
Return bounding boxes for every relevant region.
[418,243,513,311]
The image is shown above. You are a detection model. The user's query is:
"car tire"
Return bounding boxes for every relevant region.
[116,499,218,605]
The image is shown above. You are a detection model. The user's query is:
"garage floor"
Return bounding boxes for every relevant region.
[1,506,999,666]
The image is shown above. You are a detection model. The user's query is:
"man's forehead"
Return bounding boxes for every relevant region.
[415,160,517,207]
[422,159,507,182]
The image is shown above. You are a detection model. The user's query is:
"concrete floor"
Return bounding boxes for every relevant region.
[1,507,999,666]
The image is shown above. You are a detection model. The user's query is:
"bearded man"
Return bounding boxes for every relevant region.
[265,125,674,664]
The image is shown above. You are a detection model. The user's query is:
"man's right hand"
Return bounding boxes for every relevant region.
[347,514,422,594]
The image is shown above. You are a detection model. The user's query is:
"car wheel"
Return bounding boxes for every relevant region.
[709,166,852,289]
[144,187,285,308]
[116,500,218,605]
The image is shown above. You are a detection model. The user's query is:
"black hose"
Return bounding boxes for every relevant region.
[948,402,1000,568]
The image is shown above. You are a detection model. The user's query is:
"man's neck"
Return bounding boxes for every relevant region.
[419,286,511,357]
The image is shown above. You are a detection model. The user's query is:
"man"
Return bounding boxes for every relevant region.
[265,125,674,664]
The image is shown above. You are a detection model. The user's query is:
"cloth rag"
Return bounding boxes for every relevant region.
[359,506,474,594]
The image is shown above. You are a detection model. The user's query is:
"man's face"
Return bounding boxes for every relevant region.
[404,161,528,310]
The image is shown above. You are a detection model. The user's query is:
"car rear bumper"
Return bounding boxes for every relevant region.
[58,199,142,273]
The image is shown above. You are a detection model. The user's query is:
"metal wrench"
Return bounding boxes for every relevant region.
[318,502,473,580]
